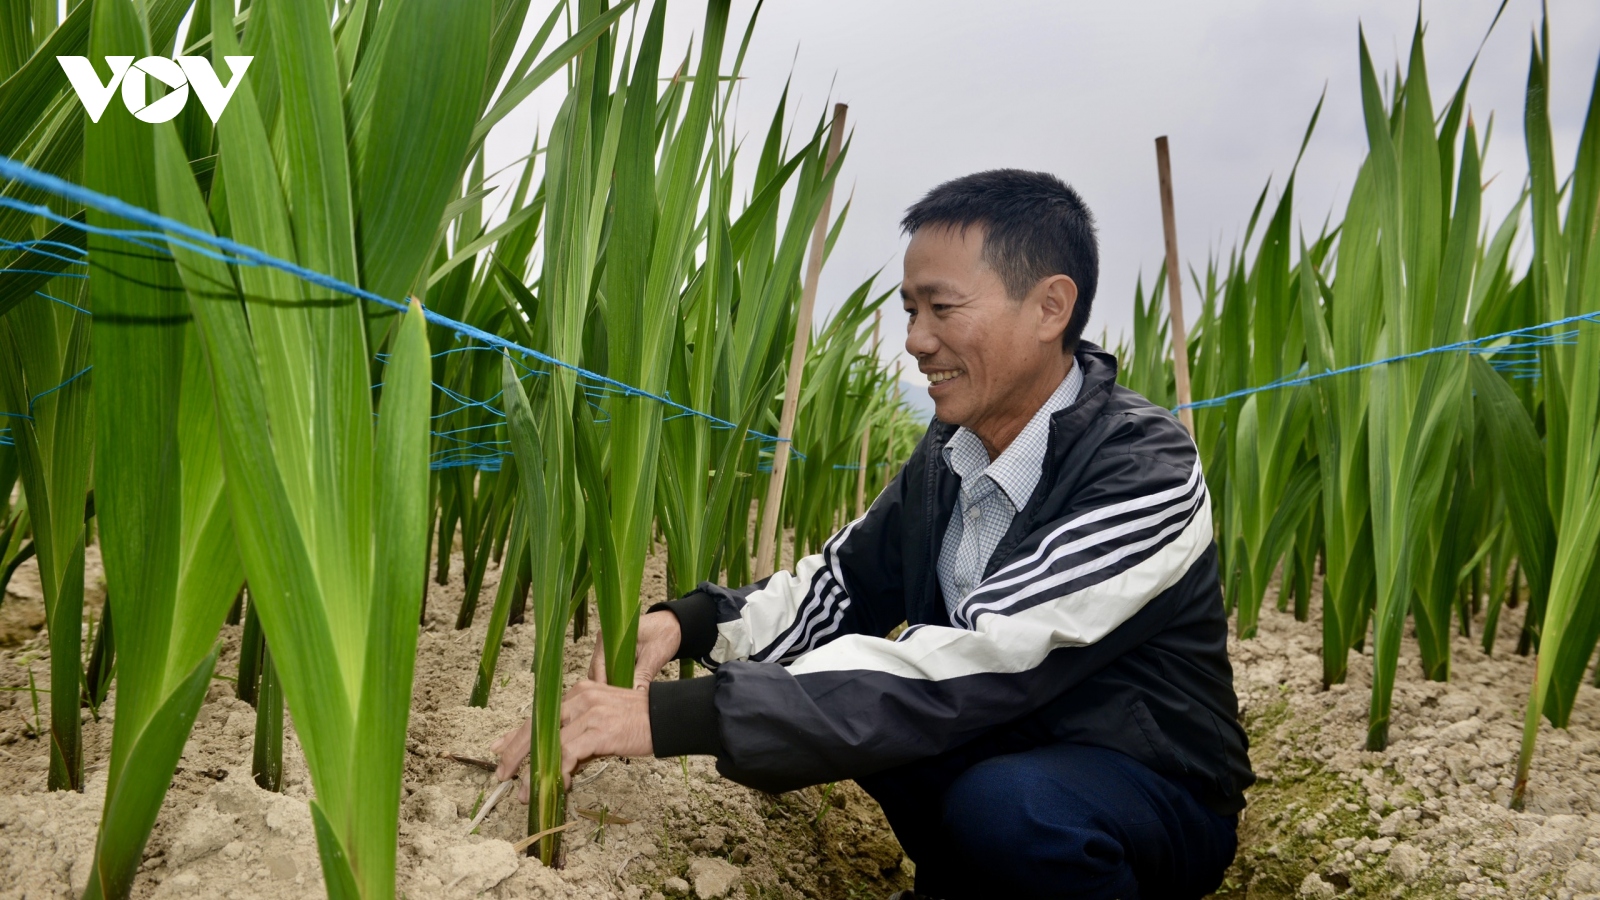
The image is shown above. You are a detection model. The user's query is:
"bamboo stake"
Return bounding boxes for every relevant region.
[888,360,902,491]
[756,102,848,579]
[1154,136,1196,436]
[854,310,881,518]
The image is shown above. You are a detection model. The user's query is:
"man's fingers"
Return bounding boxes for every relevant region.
[568,753,592,782]
[560,721,587,783]
[492,718,532,781]
[632,661,658,691]
[587,624,607,683]
[560,679,607,726]
[559,688,587,726]
[560,715,611,779]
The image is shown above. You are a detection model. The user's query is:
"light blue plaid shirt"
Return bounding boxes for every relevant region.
[938,362,1083,617]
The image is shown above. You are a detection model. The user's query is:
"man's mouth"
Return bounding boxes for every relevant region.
[927,369,964,386]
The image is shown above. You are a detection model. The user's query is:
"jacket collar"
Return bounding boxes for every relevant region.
[917,342,1121,624]
[1045,341,1119,465]
[939,364,1082,510]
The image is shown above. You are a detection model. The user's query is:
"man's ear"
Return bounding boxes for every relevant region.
[1035,274,1078,346]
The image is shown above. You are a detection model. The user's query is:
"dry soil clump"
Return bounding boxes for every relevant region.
[4,549,1600,899]
[1218,577,1600,900]
[0,547,908,900]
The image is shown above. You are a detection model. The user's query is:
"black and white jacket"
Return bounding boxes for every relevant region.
[648,343,1255,817]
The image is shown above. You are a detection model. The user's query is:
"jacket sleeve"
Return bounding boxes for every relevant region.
[654,412,1213,792]
[653,452,911,667]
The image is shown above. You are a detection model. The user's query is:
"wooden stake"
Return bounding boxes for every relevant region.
[1154,136,1196,436]
[891,361,902,479]
[855,310,881,518]
[756,102,847,579]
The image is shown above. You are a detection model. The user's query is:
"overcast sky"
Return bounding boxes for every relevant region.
[485,0,1600,387]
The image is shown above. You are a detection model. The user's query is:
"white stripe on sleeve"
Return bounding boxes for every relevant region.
[784,492,1212,682]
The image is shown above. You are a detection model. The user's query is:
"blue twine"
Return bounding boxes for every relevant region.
[11,141,1590,471]
[0,155,798,457]
[2,237,87,256]
[2,238,88,267]
[34,291,91,315]
[30,365,92,413]
[0,364,95,422]
[3,268,87,279]
[431,454,505,472]
[1173,311,1600,414]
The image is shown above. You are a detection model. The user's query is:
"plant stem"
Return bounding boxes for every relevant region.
[253,646,283,793]
[48,536,84,791]
[85,595,114,710]
[237,597,263,707]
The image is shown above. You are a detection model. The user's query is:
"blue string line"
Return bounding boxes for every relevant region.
[13,141,1585,467]
[432,455,505,471]
[1173,311,1600,414]
[1,238,89,266]
[0,201,173,256]
[30,365,92,414]
[0,154,797,453]
[3,237,87,256]
[3,268,88,279]
[34,291,91,315]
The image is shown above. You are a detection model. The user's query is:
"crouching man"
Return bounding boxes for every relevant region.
[495,169,1253,900]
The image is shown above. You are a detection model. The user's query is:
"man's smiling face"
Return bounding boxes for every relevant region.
[902,222,1071,444]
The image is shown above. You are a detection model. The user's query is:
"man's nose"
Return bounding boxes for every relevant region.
[905,313,937,358]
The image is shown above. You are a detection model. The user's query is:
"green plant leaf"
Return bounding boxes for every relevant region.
[355,0,491,303]
[310,801,362,900]
[83,650,218,900]
[350,299,430,899]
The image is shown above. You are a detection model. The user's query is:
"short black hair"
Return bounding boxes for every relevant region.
[901,169,1098,350]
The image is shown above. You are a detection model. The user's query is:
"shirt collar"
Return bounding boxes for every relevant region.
[942,360,1083,509]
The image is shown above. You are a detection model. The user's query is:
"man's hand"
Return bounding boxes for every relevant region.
[559,680,652,787]
[494,610,681,800]
[587,610,683,689]
[490,717,533,803]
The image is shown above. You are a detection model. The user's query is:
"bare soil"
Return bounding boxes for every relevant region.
[0,544,908,900]
[2,547,1598,900]
[1217,577,1600,900]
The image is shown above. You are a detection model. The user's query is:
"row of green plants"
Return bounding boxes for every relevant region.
[0,0,917,898]
[1113,13,1600,807]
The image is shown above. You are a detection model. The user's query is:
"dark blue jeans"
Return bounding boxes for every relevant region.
[858,742,1238,899]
